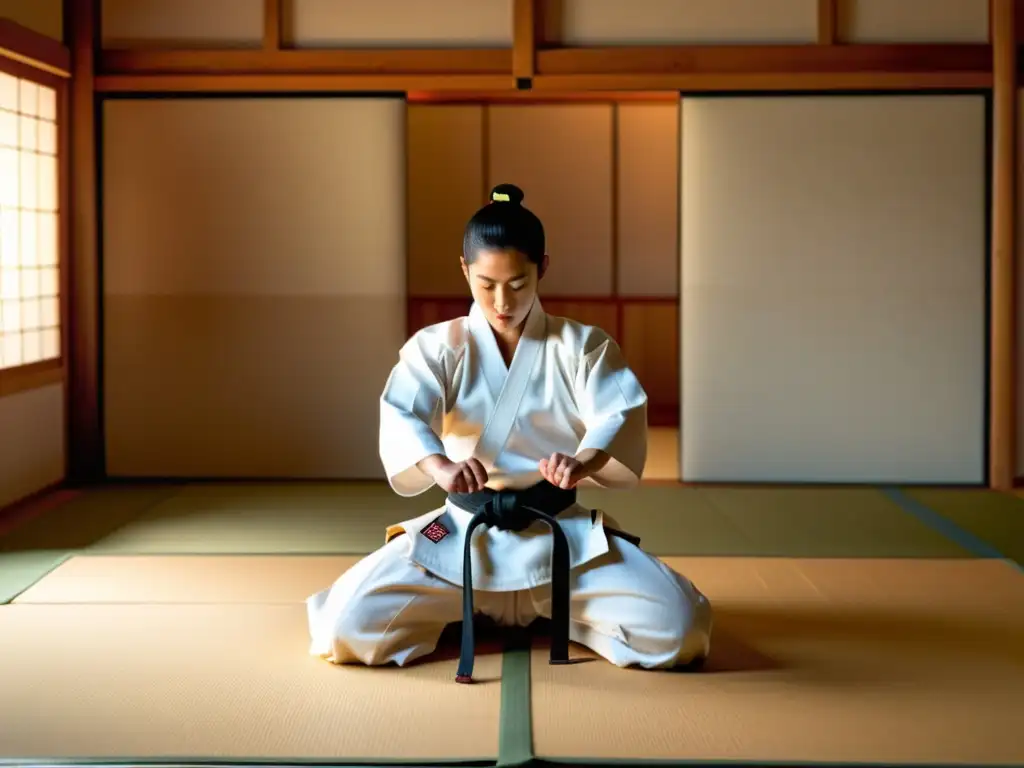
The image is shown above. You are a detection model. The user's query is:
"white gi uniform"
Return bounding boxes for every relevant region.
[306,298,712,671]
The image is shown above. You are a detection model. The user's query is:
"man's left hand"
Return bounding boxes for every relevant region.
[539,452,588,489]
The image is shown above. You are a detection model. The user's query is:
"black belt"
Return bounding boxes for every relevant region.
[448,481,575,683]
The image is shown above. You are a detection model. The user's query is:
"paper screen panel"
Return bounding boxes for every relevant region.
[680,95,986,483]
[101,97,407,479]
[100,0,265,47]
[559,0,817,45]
[288,0,513,47]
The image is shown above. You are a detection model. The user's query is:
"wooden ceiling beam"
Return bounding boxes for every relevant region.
[93,41,1002,94]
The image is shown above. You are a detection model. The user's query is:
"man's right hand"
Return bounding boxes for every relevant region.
[419,455,488,493]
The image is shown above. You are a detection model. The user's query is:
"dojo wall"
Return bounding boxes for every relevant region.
[406,101,681,426]
[100,98,406,478]
[0,0,65,510]
[95,0,992,48]
[8,0,1024,494]
[679,94,988,484]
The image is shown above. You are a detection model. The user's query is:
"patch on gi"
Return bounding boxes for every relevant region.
[420,520,450,543]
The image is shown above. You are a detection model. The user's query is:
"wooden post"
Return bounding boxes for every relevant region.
[64,0,103,483]
[264,0,281,51]
[817,0,837,44]
[990,0,1018,489]
[513,0,536,81]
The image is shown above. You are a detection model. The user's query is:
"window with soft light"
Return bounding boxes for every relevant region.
[0,71,60,372]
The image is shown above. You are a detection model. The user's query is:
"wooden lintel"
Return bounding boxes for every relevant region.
[536,44,992,76]
[94,73,518,94]
[0,17,72,77]
[98,48,513,75]
[513,0,537,79]
[531,71,992,92]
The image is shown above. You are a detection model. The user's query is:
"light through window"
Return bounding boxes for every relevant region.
[0,71,60,371]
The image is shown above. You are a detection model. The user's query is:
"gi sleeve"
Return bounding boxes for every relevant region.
[379,332,449,496]
[573,331,649,489]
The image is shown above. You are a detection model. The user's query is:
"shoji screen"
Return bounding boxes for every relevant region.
[680,94,987,484]
[101,97,406,478]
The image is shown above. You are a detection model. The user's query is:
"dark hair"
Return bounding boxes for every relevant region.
[462,183,545,266]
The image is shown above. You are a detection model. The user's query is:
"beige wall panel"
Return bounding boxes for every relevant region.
[102,98,407,479]
[102,99,404,298]
[681,95,987,484]
[487,104,614,296]
[100,0,264,47]
[560,0,817,45]
[407,105,484,297]
[0,0,63,40]
[288,0,513,48]
[617,103,679,297]
[838,0,988,43]
[0,384,64,509]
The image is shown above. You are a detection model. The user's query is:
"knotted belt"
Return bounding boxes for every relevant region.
[447,481,575,684]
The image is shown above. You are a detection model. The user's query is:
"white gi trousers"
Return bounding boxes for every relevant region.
[306,528,713,670]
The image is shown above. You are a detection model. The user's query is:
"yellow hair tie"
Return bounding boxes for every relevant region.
[492,192,510,202]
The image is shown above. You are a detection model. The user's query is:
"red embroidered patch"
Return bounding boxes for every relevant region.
[421,520,450,543]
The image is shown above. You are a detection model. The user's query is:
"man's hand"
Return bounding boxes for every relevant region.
[539,452,588,489]
[421,455,489,493]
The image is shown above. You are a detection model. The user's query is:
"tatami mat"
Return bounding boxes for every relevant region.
[0,602,503,763]
[532,556,1024,766]
[902,487,1024,564]
[82,482,449,555]
[578,485,974,557]
[13,554,360,604]
[2,482,976,559]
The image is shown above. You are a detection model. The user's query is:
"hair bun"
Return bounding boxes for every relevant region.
[490,183,524,206]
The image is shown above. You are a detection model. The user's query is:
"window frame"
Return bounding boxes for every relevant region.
[0,19,71,398]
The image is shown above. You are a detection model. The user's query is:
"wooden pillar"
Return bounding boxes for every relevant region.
[64,0,103,483]
[263,0,281,51]
[990,0,1018,490]
[513,0,536,81]
[817,0,837,44]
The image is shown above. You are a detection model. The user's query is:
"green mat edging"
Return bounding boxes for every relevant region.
[0,551,73,604]
[497,634,534,768]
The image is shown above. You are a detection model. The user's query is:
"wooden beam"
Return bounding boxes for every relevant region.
[64,0,104,483]
[0,17,71,77]
[263,0,282,51]
[98,48,512,75]
[536,44,991,76]
[990,0,1018,490]
[533,43,992,91]
[513,0,537,79]
[94,73,517,93]
[531,71,991,92]
[817,0,837,44]
[92,42,1001,93]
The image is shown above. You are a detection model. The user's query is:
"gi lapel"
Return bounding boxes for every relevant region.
[471,299,547,468]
